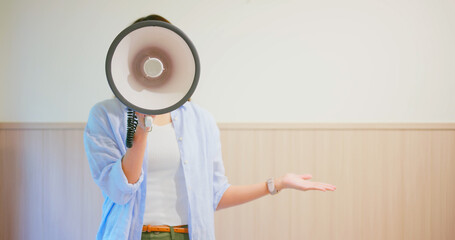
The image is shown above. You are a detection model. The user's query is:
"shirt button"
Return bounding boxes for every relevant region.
[184,160,188,164]
[174,117,178,121]
[178,137,183,141]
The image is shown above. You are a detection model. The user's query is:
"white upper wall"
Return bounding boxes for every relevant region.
[1,0,454,122]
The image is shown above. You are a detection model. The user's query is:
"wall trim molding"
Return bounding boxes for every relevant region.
[1,122,455,130]
[217,123,455,130]
[0,122,85,130]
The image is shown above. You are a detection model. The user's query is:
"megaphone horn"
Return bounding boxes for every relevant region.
[105,20,200,115]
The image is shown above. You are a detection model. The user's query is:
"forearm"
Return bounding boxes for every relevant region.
[122,127,148,183]
[216,178,283,210]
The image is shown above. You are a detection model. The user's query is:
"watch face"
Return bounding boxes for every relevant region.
[267,178,276,194]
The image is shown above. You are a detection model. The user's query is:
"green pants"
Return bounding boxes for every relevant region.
[141,225,189,240]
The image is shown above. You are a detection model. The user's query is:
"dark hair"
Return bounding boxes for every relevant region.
[132,14,171,25]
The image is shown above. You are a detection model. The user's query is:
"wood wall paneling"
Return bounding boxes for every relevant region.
[0,123,454,240]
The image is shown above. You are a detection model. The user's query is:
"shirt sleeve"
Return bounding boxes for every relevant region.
[210,120,231,211]
[83,103,144,205]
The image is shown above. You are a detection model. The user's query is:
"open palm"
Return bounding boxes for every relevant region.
[278,173,336,192]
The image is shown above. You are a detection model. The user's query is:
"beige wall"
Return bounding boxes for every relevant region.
[1,123,455,239]
[1,0,455,123]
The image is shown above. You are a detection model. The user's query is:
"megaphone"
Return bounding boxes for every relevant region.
[105,20,200,147]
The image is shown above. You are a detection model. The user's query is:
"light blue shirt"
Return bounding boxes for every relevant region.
[84,98,231,240]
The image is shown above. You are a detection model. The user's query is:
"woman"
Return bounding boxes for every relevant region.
[84,14,336,240]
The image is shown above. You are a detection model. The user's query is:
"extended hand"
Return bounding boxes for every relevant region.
[276,173,336,192]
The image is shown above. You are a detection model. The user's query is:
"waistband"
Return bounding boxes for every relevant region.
[142,225,188,234]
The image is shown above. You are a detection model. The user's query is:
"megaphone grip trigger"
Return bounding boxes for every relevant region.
[145,116,153,130]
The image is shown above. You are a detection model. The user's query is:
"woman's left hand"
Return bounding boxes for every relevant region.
[275,173,336,192]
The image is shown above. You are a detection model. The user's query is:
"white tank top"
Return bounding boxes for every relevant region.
[143,123,189,226]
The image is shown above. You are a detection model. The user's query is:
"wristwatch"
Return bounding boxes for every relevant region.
[267,178,279,195]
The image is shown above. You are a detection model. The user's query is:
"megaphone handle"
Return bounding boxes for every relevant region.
[126,109,138,148]
[145,116,153,131]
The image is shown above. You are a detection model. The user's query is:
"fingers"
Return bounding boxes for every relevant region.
[313,182,336,191]
[284,173,337,192]
[134,112,154,131]
[309,186,326,192]
[135,112,155,119]
[300,174,313,180]
[318,182,336,188]
[296,173,336,191]
[300,181,336,192]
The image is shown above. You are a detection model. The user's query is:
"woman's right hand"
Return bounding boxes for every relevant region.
[135,112,155,133]
[122,112,154,183]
